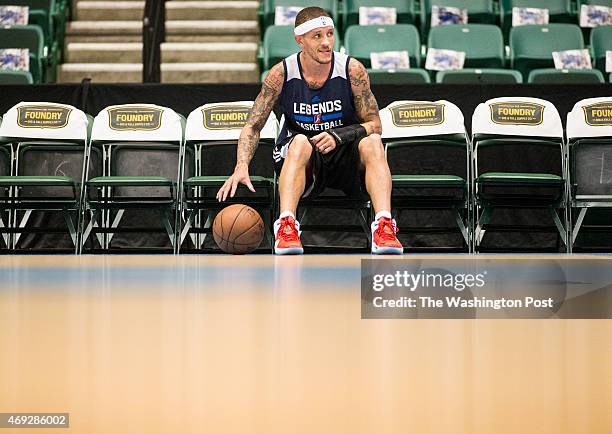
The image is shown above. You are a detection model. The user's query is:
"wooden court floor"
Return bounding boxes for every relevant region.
[0,255,611,434]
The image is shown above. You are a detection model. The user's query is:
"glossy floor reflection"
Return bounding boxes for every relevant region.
[0,255,611,434]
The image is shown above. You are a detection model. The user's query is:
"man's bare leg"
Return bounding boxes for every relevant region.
[278,134,313,215]
[358,133,391,214]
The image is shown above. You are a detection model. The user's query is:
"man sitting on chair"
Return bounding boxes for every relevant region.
[217,6,403,255]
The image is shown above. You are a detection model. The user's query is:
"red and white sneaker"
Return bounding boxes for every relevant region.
[274,216,304,255]
[371,217,403,255]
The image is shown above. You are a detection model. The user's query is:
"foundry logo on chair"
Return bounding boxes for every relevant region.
[16,105,72,129]
[108,106,163,131]
[202,105,250,130]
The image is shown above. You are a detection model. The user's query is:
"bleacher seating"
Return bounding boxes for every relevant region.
[510,23,584,79]
[590,25,612,75]
[528,68,605,83]
[428,24,505,69]
[368,69,431,84]
[341,0,417,31]
[260,0,338,29]
[0,70,34,84]
[437,69,522,83]
[421,0,496,37]
[0,25,46,83]
[344,24,421,68]
[501,0,574,40]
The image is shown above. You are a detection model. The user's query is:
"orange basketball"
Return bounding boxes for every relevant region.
[213,204,265,254]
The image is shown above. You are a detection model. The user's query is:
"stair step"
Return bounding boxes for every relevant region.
[65,35,142,44]
[161,62,258,83]
[166,20,258,35]
[67,20,141,35]
[58,63,142,82]
[75,1,144,21]
[166,1,258,20]
[65,42,142,63]
[74,1,258,21]
[161,42,257,62]
[165,34,258,42]
[58,62,259,83]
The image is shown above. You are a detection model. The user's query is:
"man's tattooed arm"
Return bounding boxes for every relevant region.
[348,58,382,136]
[236,63,284,167]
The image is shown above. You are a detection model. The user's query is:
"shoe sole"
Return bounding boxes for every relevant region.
[371,245,404,255]
[275,246,304,255]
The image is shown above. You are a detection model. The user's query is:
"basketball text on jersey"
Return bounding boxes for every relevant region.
[292,99,344,131]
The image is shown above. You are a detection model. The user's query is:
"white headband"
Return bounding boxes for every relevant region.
[294,16,334,36]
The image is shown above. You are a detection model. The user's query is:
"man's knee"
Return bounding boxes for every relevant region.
[359,133,385,161]
[286,134,313,164]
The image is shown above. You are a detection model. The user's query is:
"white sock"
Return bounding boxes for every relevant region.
[278,210,296,220]
[374,210,392,221]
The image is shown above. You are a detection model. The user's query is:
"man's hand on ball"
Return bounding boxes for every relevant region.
[310,132,336,154]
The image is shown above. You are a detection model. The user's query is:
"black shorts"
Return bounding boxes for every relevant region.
[274,134,367,200]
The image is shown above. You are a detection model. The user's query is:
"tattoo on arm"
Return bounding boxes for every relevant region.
[348,59,381,135]
[236,64,284,166]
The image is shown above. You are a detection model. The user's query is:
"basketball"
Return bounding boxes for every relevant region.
[213,204,265,254]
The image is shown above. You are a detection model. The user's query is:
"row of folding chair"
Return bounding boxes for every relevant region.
[0,97,611,253]
[382,96,612,253]
[0,101,277,253]
[261,23,612,82]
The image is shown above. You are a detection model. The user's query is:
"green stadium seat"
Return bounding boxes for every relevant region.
[368,68,431,84]
[501,0,573,40]
[341,0,416,31]
[179,101,278,252]
[510,24,584,79]
[0,25,45,83]
[437,68,523,83]
[0,102,92,251]
[0,0,63,70]
[0,70,34,84]
[381,100,471,251]
[566,97,612,252]
[528,68,605,83]
[428,24,505,69]
[472,97,568,252]
[590,25,612,75]
[344,24,421,68]
[260,0,338,31]
[261,25,341,70]
[82,104,185,253]
[420,0,496,37]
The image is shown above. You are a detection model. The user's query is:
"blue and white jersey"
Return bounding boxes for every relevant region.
[274,51,359,159]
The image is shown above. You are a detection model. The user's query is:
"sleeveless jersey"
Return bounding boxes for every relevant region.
[273,51,359,160]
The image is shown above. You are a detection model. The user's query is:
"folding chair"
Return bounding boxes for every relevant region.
[179,101,278,252]
[472,97,568,252]
[0,116,10,249]
[0,102,90,251]
[380,100,471,251]
[81,104,185,253]
[567,97,612,252]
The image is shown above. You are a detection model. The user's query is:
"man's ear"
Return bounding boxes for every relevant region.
[294,35,304,49]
